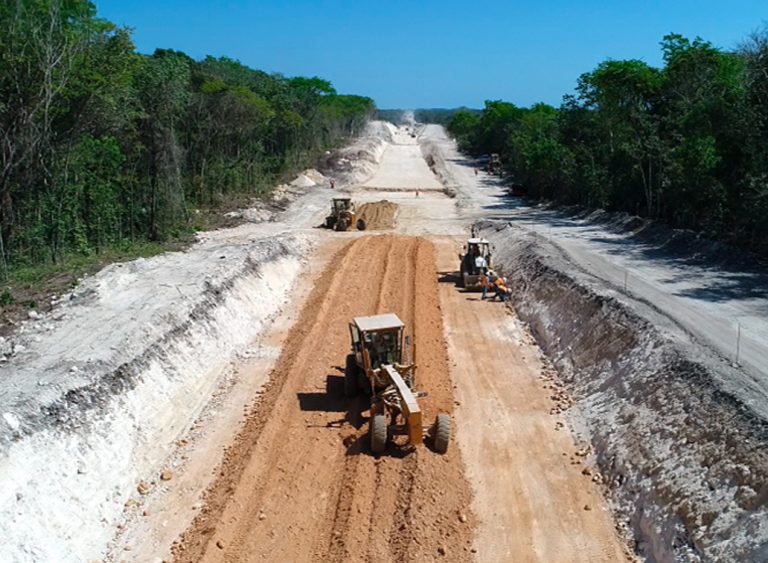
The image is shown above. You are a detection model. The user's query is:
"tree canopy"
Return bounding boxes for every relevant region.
[447,30,768,255]
[0,0,374,278]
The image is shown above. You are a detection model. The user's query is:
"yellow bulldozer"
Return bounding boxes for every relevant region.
[325,197,366,231]
[345,313,450,454]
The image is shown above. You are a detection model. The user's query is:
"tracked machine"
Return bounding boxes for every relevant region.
[345,313,450,454]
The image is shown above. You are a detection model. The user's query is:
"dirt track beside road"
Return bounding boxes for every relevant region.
[172,235,475,563]
[435,239,628,562]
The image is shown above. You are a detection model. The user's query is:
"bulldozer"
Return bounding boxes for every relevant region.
[345,313,450,454]
[458,238,493,289]
[325,197,366,231]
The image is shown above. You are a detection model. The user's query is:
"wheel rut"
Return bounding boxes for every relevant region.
[172,235,475,563]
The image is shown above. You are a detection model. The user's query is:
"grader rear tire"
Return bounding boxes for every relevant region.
[357,218,367,231]
[335,218,349,232]
[371,414,387,454]
[433,413,451,454]
[344,354,358,397]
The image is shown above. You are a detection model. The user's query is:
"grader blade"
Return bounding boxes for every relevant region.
[382,364,422,446]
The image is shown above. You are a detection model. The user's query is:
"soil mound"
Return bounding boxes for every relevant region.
[356,200,398,229]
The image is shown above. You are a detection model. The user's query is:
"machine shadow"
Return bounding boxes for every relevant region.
[296,374,420,459]
[437,270,461,285]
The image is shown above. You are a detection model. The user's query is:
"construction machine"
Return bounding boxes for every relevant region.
[458,238,493,289]
[345,313,450,454]
[325,197,366,231]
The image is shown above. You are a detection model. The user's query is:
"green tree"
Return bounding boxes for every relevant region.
[135,49,191,239]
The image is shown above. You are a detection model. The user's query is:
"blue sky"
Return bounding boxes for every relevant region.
[96,0,766,109]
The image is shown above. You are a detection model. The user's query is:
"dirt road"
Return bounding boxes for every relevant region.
[435,239,627,562]
[166,126,630,563]
[172,235,475,562]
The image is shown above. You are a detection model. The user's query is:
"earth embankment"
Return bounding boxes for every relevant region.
[482,221,768,562]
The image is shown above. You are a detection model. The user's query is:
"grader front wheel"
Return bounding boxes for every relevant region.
[371,413,388,453]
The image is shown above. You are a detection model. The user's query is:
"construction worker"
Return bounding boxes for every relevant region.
[493,275,512,302]
[480,269,491,300]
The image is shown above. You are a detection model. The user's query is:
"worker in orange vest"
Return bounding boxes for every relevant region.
[493,275,511,302]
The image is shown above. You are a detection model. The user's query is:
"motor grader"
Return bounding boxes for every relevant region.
[458,237,493,289]
[325,197,366,231]
[345,313,450,454]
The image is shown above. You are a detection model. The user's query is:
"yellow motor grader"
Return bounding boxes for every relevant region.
[345,313,450,454]
[325,197,366,231]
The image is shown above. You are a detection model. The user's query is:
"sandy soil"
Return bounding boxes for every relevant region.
[421,124,768,560]
[172,236,475,562]
[356,200,398,230]
[435,239,628,562]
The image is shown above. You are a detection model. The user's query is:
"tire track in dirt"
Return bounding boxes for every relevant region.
[172,235,474,563]
[321,236,396,562]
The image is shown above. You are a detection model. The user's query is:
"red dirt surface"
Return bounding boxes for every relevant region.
[171,235,475,562]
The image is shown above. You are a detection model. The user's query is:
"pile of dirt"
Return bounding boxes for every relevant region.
[481,220,768,562]
[356,200,398,229]
[290,168,327,188]
[317,121,394,187]
[420,138,459,199]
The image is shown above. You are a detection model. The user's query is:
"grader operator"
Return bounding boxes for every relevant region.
[345,313,450,454]
[325,197,366,231]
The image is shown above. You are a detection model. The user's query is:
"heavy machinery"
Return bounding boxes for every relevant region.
[458,238,493,289]
[325,197,366,231]
[488,153,502,175]
[345,313,450,454]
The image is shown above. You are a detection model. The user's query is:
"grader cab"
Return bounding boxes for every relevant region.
[345,313,450,454]
[325,197,366,231]
[458,238,493,289]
